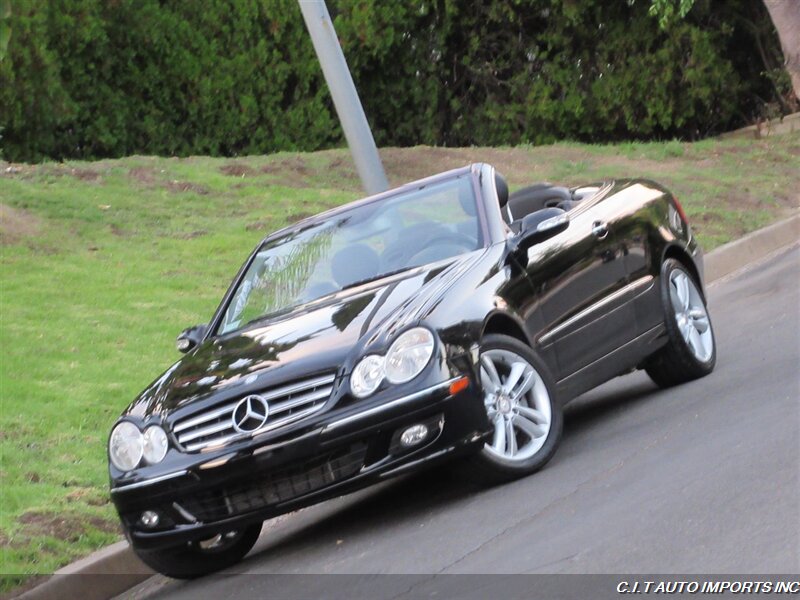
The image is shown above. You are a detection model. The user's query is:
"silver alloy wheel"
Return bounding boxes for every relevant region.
[669,270,713,362]
[480,349,552,461]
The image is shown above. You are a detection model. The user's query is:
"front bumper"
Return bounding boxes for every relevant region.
[111,376,490,550]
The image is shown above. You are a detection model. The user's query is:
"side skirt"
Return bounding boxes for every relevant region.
[555,323,667,402]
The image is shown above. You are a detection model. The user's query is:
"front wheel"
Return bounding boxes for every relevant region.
[464,334,563,485]
[133,523,262,579]
[645,259,716,388]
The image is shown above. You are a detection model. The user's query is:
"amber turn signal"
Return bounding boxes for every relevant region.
[449,376,469,395]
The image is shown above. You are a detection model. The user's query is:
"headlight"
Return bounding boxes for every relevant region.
[351,354,385,398]
[385,327,435,384]
[142,426,169,464]
[109,422,143,472]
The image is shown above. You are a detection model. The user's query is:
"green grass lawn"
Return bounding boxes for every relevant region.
[1,137,798,590]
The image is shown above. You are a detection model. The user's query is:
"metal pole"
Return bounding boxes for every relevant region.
[298,0,389,195]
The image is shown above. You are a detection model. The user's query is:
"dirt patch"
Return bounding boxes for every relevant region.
[173,230,207,240]
[1,163,21,175]
[781,193,800,209]
[70,168,101,182]
[260,156,315,188]
[87,517,117,532]
[165,180,210,195]
[109,223,133,238]
[64,488,92,502]
[258,153,365,190]
[287,211,314,223]
[714,144,757,155]
[130,166,212,195]
[257,146,594,191]
[264,176,313,189]
[0,204,42,245]
[262,156,309,176]
[5,163,103,183]
[245,220,273,232]
[220,163,257,177]
[128,166,157,185]
[376,145,682,188]
[328,156,347,169]
[380,146,474,185]
[695,188,797,213]
[18,511,119,543]
[65,488,109,506]
[378,146,551,187]
[1,162,37,178]
[715,191,769,211]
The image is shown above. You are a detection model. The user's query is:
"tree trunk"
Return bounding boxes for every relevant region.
[764,0,800,103]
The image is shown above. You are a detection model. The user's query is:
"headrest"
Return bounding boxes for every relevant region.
[495,171,509,207]
[331,243,380,288]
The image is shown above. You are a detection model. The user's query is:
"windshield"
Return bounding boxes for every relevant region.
[217,175,481,335]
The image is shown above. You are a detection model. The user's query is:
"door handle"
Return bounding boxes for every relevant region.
[591,220,609,239]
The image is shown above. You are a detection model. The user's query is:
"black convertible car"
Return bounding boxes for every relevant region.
[108,164,716,577]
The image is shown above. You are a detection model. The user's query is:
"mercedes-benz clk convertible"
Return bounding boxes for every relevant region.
[108,164,716,577]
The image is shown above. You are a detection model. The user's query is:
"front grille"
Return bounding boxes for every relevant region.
[178,443,367,521]
[173,373,336,451]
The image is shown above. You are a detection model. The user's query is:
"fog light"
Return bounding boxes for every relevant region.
[140,510,160,528]
[400,424,429,448]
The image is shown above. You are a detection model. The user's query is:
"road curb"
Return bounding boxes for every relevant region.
[16,541,152,600]
[704,211,799,283]
[12,211,800,600]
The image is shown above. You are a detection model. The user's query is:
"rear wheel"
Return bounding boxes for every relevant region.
[133,523,262,579]
[464,334,563,485]
[645,259,716,387]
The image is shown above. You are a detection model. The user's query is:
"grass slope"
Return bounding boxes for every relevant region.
[1,137,798,588]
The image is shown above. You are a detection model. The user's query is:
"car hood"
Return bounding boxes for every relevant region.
[125,249,488,418]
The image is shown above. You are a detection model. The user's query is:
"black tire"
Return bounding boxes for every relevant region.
[463,334,563,485]
[645,259,716,388]
[133,523,262,579]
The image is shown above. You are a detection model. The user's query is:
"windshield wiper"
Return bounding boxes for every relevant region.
[339,267,414,291]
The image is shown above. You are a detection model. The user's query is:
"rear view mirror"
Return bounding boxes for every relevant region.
[176,324,207,353]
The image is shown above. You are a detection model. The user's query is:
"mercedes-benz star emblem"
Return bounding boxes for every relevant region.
[232,395,269,433]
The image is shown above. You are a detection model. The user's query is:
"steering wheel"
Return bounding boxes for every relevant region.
[405,231,477,265]
[382,223,477,270]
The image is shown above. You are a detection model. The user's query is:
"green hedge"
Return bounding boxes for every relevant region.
[0,0,788,162]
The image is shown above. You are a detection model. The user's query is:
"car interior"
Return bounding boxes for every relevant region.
[497,171,600,225]
[300,173,603,302]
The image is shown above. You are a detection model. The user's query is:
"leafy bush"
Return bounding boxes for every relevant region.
[1,0,338,160]
[0,0,788,162]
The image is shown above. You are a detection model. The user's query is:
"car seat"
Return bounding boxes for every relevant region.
[331,243,381,288]
[505,184,574,222]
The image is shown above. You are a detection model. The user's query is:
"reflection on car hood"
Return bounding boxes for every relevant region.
[126,250,487,418]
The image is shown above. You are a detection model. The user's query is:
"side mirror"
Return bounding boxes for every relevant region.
[517,207,569,252]
[176,324,207,353]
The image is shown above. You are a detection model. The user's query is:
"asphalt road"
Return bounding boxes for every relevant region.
[127,245,799,599]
